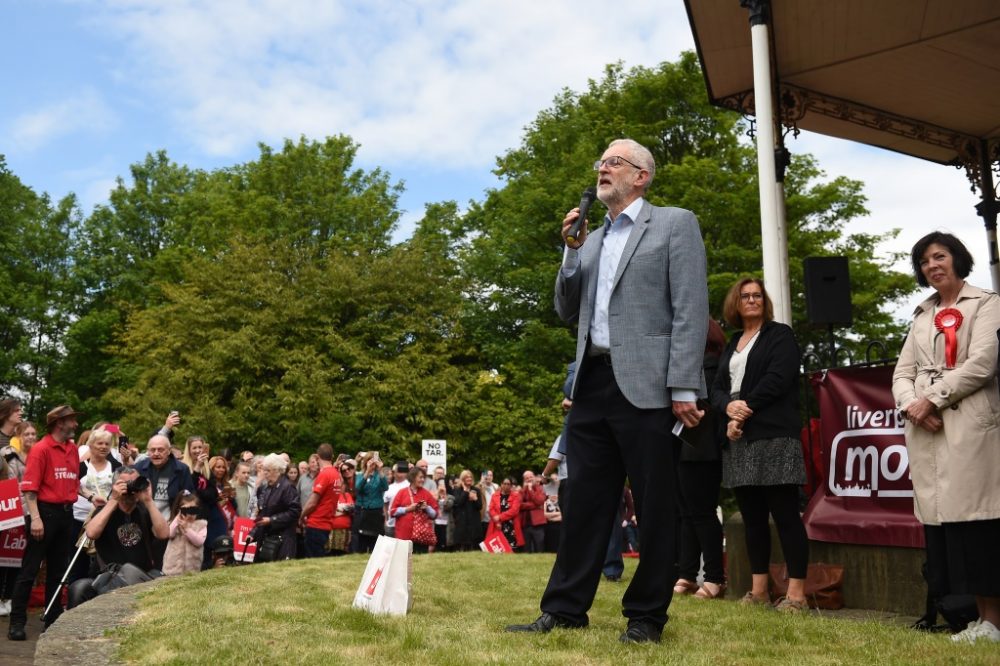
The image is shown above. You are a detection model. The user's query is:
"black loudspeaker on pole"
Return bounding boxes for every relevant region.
[804,256,852,326]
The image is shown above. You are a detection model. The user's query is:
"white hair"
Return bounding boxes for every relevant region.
[608,138,656,191]
[262,453,288,473]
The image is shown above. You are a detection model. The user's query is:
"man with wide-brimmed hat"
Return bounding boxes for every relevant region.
[7,405,82,641]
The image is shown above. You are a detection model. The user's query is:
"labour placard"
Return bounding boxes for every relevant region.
[232,517,257,562]
[0,526,26,566]
[0,478,25,531]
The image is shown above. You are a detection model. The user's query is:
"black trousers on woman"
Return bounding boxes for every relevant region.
[733,484,808,579]
[676,460,725,584]
[539,359,679,630]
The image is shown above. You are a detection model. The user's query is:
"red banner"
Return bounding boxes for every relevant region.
[0,526,27,567]
[0,478,25,531]
[479,524,513,553]
[802,365,924,548]
[232,517,257,562]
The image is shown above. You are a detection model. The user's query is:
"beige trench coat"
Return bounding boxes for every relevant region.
[892,283,1000,525]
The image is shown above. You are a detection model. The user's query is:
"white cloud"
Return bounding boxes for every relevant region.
[8,87,116,152]
[83,1,695,164]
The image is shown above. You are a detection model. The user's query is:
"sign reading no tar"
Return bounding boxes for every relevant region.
[421,439,447,476]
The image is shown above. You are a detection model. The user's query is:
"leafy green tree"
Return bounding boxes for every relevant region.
[61,136,404,423]
[107,228,475,461]
[0,157,78,418]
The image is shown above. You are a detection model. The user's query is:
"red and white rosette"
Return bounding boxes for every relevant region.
[934,307,963,369]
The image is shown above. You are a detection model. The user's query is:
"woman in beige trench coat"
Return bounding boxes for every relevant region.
[892,231,1000,644]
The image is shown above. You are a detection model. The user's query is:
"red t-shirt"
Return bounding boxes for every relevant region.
[20,434,80,504]
[305,466,342,531]
[331,491,354,531]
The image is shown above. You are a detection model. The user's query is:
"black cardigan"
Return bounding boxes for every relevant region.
[710,320,801,441]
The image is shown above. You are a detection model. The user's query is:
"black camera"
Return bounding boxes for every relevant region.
[125,475,150,495]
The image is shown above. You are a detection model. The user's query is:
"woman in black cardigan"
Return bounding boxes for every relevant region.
[710,278,809,612]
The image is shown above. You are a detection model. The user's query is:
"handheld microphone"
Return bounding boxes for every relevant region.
[566,187,596,244]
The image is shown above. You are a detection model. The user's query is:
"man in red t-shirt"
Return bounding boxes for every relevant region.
[8,405,82,641]
[298,443,341,557]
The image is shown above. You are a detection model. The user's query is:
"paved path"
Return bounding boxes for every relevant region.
[4,609,44,666]
[33,579,162,666]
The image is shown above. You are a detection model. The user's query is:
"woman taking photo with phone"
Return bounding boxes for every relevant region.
[389,467,438,554]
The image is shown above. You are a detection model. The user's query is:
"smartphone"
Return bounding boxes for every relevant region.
[118,435,129,449]
[372,451,381,462]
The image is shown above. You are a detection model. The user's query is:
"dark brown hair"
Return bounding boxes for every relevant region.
[0,398,20,426]
[722,278,774,328]
[706,318,726,356]
[910,232,974,288]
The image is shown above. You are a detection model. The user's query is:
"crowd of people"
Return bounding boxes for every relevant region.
[0,401,571,640]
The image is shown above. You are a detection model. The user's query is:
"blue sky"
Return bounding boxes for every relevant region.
[2,1,988,318]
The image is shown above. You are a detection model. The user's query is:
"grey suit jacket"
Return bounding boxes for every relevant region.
[555,200,709,409]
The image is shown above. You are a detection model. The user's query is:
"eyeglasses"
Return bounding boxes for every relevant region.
[593,155,643,171]
[740,293,764,302]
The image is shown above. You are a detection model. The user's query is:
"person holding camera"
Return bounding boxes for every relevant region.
[61,467,169,611]
[389,467,439,554]
[85,466,169,571]
[450,470,482,551]
[354,452,388,553]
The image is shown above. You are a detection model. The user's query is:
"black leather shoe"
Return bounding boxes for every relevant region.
[619,620,662,644]
[8,624,26,641]
[604,574,622,582]
[505,612,586,633]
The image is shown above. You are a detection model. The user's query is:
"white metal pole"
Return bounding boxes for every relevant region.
[748,16,792,324]
[988,226,1000,291]
[774,181,792,321]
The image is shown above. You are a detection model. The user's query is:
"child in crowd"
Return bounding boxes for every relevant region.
[163,492,207,575]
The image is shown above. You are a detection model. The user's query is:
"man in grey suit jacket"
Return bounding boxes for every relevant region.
[507,138,708,643]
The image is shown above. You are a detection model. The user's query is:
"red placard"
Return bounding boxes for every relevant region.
[479,524,513,553]
[802,365,924,548]
[0,525,27,566]
[232,517,257,562]
[0,478,25,531]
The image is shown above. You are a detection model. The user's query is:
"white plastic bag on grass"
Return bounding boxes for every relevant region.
[353,535,413,615]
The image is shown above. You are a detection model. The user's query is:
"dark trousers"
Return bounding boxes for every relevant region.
[434,524,448,551]
[523,524,544,553]
[602,518,624,578]
[303,527,330,558]
[10,504,75,627]
[733,484,809,579]
[677,460,725,584]
[557,478,570,516]
[544,522,561,552]
[1,566,19,599]
[540,360,679,629]
[67,519,93,584]
[357,532,379,554]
